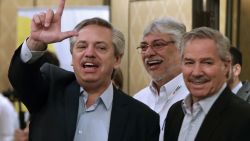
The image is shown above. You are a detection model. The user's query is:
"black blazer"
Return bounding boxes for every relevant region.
[164,87,250,141]
[9,47,160,141]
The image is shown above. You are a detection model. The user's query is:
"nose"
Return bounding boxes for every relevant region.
[84,46,96,58]
[192,63,203,76]
[144,45,156,56]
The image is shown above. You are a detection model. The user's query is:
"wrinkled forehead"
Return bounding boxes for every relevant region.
[76,25,112,40]
[142,33,172,42]
[182,38,220,58]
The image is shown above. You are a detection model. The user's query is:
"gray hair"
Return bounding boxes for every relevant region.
[180,27,231,62]
[112,28,125,58]
[69,17,125,58]
[143,17,186,49]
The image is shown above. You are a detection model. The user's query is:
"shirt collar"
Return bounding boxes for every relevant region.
[100,83,113,110]
[182,83,227,115]
[149,73,184,96]
[80,83,113,110]
[231,81,243,94]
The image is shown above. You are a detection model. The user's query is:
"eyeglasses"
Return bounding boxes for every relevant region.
[136,40,175,54]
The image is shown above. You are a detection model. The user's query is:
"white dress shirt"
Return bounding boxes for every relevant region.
[134,74,189,141]
[178,83,226,141]
[0,94,18,141]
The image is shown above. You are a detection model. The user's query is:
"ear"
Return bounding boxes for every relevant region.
[114,56,121,69]
[233,64,241,77]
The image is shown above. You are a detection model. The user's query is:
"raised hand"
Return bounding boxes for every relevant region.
[27,0,78,51]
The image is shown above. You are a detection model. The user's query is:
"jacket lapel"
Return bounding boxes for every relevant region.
[64,80,80,141]
[164,101,185,141]
[195,87,232,141]
[108,87,129,141]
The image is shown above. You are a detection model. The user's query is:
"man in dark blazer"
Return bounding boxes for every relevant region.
[8,0,159,141]
[227,47,250,103]
[164,27,250,141]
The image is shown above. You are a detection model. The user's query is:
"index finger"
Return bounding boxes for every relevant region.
[56,0,65,16]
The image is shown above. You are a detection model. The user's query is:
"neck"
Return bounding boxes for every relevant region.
[229,78,241,90]
[153,72,181,94]
[86,93,100,108]
[81,81,111,107]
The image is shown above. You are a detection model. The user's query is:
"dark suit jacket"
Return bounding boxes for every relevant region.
[164,87,250,141]
[9,47,160,141]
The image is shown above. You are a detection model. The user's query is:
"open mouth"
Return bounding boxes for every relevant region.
[146,60,163,67]
[82,62,98,68]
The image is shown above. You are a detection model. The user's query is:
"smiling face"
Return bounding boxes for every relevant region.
[182,38,230,102]
[141,33,181,86]
[71,25,121,92]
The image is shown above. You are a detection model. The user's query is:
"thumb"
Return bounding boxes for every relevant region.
[58,30,78,41]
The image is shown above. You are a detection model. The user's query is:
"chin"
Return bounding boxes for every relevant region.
[84,77,99,82]
[80,76,98,82]
[190,90,209,98]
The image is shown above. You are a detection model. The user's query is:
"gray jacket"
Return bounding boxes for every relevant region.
[237,81,250,104]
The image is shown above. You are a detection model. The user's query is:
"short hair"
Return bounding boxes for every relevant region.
[229,47,242,66]
[143,17,186,50]
[69,17,125,58]
[180,27,231,62]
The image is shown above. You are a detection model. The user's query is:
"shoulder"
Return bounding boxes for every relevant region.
[41,63,72,75]
[168,100,183,114]
[223,89,250,117]
[133,86,150,100]
[0,94,12,108]
[40,63,75,82]
[230,94,250,109]
[241,81,250,91]
[115,89,158,117]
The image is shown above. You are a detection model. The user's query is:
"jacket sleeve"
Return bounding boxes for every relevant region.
[8,45,49,113]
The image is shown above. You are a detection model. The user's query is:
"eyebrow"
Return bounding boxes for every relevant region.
[75,40,108,44]
[183,57,214,61]
[96,41,108,44]
[75,40,86,44]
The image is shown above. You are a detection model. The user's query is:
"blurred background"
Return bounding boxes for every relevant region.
[0,0,249,95]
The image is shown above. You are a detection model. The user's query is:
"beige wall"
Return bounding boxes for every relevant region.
[239,0,250,81]
[0,0,21,92]
[220,0,227,34]
[111,0,130,93]
[37,0,103,7]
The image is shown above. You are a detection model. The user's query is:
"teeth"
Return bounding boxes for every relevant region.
[147,60,162,65]
[85,63,94,66]
[83,62,97,68]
